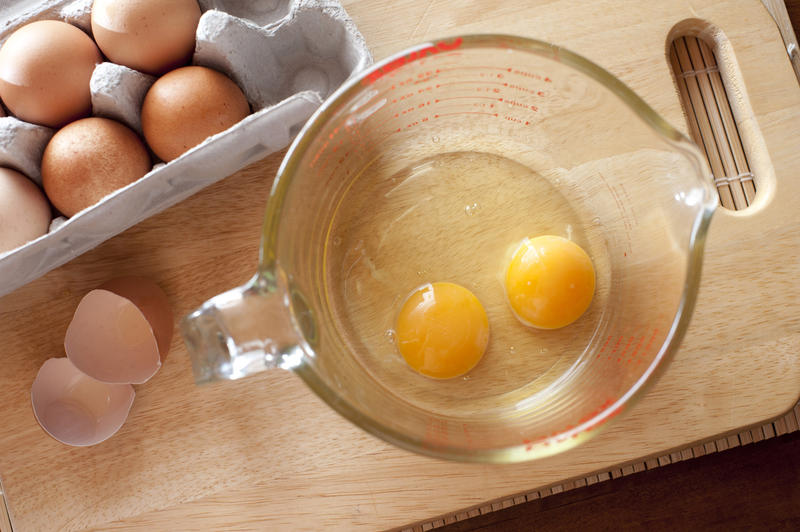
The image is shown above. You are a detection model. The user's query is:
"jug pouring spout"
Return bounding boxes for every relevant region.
[181,266,305,384]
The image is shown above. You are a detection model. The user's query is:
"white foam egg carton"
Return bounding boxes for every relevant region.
[0,0,371,296]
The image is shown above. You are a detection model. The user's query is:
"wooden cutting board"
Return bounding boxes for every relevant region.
[1,1,799,530]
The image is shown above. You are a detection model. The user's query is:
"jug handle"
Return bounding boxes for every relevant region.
[180,267,306,384]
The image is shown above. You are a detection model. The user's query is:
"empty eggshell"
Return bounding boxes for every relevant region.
[99,276,174,362]
[65,289,161,384]
[31,358,134,447]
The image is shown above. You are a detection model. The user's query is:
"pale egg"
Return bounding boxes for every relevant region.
[31,358,135,446]
[65,277,173,384]
[0,20,101,127]
[91,0,202,75]
[395,282,489,379]
[504,235,595,329]
[0,167,51,254]
[41,117,151,217]
[141,66,250,161]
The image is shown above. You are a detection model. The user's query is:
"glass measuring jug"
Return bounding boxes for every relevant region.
[182,35,716,462]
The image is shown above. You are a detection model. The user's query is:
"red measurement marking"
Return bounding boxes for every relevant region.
[501,98,539,112]
[645,328,659,354]
[423,418,451,449]
[573,398,621,436]
[610,335,623,354]
[363,37,463,84]
[309,137,331,168]
[578,399,615,425]
[597,335,613,359]
[601,335,612,351]
[437,65,509,72]
[510,69,543,80]
[434,111,498,118]
[618,336,635,360]
[434,96,498,102]
[502,82,547,96]
[462,423,473,446]
[523,398,621,451]
[503,115,529,125]
[435,80,506,87]
[627,335,646,361]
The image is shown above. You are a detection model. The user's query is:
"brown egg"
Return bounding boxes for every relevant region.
[141,66,250,161]
[0,21,101,127]
[92,0,202,75]
[41,117,151,217]
[0,167,51,254]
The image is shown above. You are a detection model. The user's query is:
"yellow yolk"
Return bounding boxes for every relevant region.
[505,235,595,329]
[395,282,489,379]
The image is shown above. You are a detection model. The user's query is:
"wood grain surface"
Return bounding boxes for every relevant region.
[1,1,800,531]
[764,0,800,80]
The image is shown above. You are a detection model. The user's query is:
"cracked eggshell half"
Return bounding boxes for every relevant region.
[31,357,135,446]
[64,282,171,384]
[99,276,174,362]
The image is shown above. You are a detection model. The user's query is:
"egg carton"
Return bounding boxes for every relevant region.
[0,0,371,296]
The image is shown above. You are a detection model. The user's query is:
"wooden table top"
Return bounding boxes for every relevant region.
[1,1,800,531]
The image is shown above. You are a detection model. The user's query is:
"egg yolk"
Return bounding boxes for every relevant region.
[395,282,489,379]
[505,235,595,329]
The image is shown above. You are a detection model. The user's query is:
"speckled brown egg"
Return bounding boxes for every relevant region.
[0,20,101,127]
[0,167,51,253]
[41,117,151,217]
[141,66,250,162]
[91,0,202,75]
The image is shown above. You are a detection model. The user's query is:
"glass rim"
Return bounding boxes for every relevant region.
[262,34,717,462]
